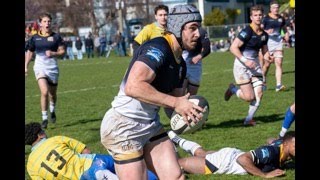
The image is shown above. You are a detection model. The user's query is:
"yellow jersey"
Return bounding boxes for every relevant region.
[134,22,165,45]
[27,136,95,180]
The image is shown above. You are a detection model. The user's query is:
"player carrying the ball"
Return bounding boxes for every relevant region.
[100,5,205,180]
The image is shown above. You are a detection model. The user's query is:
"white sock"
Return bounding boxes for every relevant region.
[279,127,287,138]
[235,89,241,98]
[49,102,55,113]
[245,104,258,122]
[42,111,48,121]
[179,139,202,156]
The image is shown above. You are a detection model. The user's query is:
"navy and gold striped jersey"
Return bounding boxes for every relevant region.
[250,140,285,172]
[237,25,269,59]
[27,31,64,56]
[262,14,285,36]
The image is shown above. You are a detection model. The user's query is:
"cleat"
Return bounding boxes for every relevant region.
[50,112,56,123]
[275,85,286,92]
[224,83,235,101]
[41,120,48,129]
[243,119,256,126]
[168,130,182,146]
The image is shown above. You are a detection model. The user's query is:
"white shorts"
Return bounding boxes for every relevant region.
[233,58,263,85]
[205,147,247,175]
[33,56,59,84]
[267,35,283,53]
[100,108,165,163]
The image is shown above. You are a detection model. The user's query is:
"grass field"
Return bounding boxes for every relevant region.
[25,48,295,179]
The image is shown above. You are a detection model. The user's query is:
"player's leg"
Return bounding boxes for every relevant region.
[274,50,285,92]
[244,77,264,126]
[48,83,57,123]
[37,78,49,128]
[168,130,202,156]
[144,130,184,180]
[279,103,295,138]
[225,61,254,101]
[178,156,207,174]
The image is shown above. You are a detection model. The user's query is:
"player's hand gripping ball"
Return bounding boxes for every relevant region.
[170,95,209,134]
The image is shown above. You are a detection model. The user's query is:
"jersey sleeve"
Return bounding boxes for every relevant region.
[134,25,151,45]
[250,145,274,166]
[27,35,36,52]
[59,136,87,153]
[137,45,166,74]
[237,28,251,44]
[57,34,65,47]
[200,29,211,58]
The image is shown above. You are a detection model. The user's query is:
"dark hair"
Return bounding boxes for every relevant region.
[250,5,264,15]
[154,4,168,15]
[270,0,279,6]
[39,12,52,23]
[283,131,295,143]
[25,122,43,145]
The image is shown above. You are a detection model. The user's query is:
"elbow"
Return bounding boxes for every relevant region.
[124,84,135,97]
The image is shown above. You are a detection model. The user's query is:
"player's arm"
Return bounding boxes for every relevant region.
[200,32,211,58]
[237,151,269,178]
[81,147,91,154]
[191,31,211,64]
[25,50,34,76]
[46,45,65,58]
[237,148,285,178]
[25,36,35,76]
[261,44,273,63]
[230,38,255,69]
[124,61,203,124]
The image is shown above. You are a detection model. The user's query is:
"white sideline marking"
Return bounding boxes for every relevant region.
[26,85,119,98]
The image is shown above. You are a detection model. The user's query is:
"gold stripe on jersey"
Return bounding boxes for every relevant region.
[27,136,94,180]
[134,22,165,45]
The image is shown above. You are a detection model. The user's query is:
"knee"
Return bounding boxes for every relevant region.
[243,94,255,102]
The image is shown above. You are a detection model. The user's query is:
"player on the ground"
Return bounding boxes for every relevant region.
[168,130,295,178]
[25,122,158,180]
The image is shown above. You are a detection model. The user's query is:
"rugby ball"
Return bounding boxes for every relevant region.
[170,95,209,134]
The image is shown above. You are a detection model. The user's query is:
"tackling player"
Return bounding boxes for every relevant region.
[168,130,295,178]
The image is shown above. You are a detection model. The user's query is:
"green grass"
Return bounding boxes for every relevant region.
[25,48,295,179]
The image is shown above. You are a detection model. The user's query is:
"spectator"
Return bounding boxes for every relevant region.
[65,37,74,60]
[99,34,107,57]
[85,33,94,59]
[75,36,83,60]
